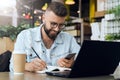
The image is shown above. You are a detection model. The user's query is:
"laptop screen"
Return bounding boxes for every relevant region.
[46,40,120,78]
[69,40,120,77]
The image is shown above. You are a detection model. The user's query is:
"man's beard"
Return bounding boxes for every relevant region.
[43,24,60,40]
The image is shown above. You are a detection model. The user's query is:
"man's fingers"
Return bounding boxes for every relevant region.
[33,58,46,67]
[57,58,74,68]
[31,58,47,71]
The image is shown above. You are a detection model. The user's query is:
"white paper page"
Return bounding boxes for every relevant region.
[36,66,71,73]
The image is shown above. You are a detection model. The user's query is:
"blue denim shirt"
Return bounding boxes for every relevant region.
[9,24,80,72]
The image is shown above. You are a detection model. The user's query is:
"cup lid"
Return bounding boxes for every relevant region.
[12,50,26,54]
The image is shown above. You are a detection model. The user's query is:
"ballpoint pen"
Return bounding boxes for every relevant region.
[31,47,41,59]
[31,47,48,69]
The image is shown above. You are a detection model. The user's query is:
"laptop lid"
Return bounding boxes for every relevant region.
[46,40,120,78]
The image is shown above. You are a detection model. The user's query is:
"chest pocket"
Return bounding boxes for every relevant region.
[29,53,37,61]
[54,52,69,59]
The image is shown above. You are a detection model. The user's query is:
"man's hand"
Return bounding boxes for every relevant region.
[57,58,74,68]
[25,58,47,72]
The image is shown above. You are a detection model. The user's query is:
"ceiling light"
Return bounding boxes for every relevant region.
[65,0,75,5]
[34,10,37,14]
[42,3,48,10]
[77,10,80,13]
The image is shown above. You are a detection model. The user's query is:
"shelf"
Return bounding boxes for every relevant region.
[106,18,120,21]
[95,11,105,18]
[64,30,80,36]
[91,11,105,22]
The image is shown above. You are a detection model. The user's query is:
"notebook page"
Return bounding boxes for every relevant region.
[36,66,71,73]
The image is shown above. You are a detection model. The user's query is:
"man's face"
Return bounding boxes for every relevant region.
[42,11,66,40]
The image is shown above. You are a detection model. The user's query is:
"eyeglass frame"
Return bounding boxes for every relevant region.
[49,21,65,30]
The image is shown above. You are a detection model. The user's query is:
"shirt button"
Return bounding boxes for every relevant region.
[51,54,55,57]
[30,54,32,56]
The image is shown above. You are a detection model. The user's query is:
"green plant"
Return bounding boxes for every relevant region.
[105,33,120,41]
[106,5,120,17]
[0,23,31,41]
[114,5,120,17]
[106,8,115,14]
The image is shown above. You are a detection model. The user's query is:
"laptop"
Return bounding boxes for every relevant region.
[46,40,120,78]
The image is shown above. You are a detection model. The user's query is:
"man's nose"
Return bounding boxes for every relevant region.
[53,26,60,31]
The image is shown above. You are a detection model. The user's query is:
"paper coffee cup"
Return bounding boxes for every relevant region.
[13,51,26,74]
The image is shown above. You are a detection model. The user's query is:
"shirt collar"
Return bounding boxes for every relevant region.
[35,24,43,42]
[54,32,64,44]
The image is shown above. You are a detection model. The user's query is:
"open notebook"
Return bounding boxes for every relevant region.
[36,66,71,73]
[46,40,120,78]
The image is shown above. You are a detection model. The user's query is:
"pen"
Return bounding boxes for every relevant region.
[31,47,41,59]
[31,47,48,69]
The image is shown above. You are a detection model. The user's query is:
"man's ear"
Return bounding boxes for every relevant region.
[42,14,45,23]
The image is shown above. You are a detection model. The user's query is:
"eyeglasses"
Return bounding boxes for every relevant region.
[50,21,65,29]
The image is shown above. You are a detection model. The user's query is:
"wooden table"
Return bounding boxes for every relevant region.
[0,71,119,80]
[0,66,120,80]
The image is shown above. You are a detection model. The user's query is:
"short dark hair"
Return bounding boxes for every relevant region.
[46,2,68,17]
